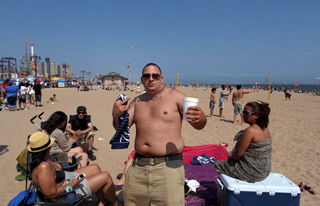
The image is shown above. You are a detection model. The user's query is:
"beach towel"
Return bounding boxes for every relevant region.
[182,145,228,206]
[182,144,228,163]
[109,111,130,149]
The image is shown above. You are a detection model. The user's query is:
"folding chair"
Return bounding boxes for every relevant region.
[25,151,87,206]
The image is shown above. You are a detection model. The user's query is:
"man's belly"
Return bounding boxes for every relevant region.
[134,135,185,157]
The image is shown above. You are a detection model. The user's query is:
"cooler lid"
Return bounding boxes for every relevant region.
[261,173,301,194]
[219,173,301,195]
[219,174,265,192]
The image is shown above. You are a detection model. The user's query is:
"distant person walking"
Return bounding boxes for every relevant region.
[4,80,21,111]
[33,80,43,107]
[219,84,232,117]
[2,79,10,109]
[209,87,217,118]
[18,82,28,110]
[284,89,291,100]
[232,85,252,124]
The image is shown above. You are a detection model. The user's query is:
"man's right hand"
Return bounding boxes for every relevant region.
[112,98,130,119]
[112,97,130,129]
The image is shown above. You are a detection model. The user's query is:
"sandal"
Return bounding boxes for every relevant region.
[304,185,315,195]
[298,181,303,192]
[219,142,228,147]
[116,173,123,180]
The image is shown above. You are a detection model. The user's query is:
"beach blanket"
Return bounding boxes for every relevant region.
[185,163,220,206]
[182,144,228,163]
[182,144,228,206]
[122,144,228,205]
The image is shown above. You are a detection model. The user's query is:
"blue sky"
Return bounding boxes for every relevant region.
[1,0,319,84]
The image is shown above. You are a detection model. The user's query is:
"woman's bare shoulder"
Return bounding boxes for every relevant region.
[37,161,51,170]
[242,126,260,138]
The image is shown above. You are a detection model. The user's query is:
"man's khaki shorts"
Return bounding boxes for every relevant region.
[66,131,95,143]
[123,153,185,206]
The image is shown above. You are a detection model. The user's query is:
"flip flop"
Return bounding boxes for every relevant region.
[298,181,303,192]
[114,184,123,191]
[117,173,123,180]
[219,142,228,147]
[15,173,26,181]
[304,185,315,195]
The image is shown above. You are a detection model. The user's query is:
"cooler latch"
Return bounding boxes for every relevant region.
[234,189,240,194]
[291,191,298,197]
[268,190,275,196]
[256,189,263,195]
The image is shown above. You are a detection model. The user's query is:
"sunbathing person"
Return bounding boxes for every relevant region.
[28,130,118,205]
[42,111,88,168]
[214,101,272,182]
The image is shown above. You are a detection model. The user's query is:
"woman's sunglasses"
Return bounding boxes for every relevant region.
[77,112,86,115]
[243,111,256,116]
[142,73,161,80]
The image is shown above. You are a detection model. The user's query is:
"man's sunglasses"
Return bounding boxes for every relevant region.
[78,112,86,115]
[142,73,161,79]
[243,111,255,116]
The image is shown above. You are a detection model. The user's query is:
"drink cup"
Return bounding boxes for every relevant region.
[183,97,199,121]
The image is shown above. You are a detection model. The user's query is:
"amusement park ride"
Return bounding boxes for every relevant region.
[0,35,41,81]
[0,57,17,79]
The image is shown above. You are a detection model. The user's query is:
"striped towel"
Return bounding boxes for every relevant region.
[109,111,130,149]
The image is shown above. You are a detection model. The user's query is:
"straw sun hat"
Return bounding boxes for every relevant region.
[27,131,55,152]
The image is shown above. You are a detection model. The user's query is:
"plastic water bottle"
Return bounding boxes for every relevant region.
[65,179,76,204]
[65,179,72,192]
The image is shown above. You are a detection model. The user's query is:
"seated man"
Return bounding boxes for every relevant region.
[66,106,96,161]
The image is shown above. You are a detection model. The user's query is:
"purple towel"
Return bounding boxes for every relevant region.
[184,163,220,206]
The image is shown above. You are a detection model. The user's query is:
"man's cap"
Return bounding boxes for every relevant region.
[77,106,87,113]
[36,80,40,83]
[9,80,13,84]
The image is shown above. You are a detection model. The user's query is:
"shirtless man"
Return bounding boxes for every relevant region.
[112,63,207,206]
[232,84,252,124]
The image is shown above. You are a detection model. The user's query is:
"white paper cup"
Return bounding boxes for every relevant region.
[183,97,199,121]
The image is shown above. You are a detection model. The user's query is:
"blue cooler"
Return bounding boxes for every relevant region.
[216,173,300,206]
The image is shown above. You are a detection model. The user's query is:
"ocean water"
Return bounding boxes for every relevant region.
[241,84,319,91]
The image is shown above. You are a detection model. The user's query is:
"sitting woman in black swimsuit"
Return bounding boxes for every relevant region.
[28,130,118,205]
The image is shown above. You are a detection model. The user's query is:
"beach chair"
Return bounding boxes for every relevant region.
[24,152,87,206]
[32,182,87,206]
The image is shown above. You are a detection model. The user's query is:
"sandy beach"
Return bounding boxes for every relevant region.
[1,86,319,205]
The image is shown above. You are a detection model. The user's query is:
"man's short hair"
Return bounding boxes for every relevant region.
[142,63,162,75]
[77,106,87,113]
[236,85,242,90]
[211,87,216,92]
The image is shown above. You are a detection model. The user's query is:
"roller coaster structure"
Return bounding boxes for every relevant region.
[0,57,17,79]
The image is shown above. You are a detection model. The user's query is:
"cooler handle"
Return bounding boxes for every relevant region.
[217,178,224,191]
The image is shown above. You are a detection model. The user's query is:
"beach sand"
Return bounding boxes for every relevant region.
[1,86,319,205]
